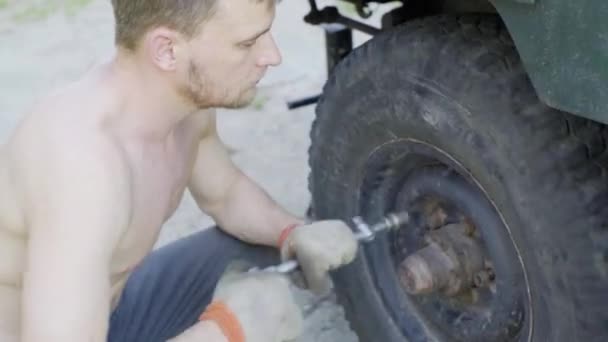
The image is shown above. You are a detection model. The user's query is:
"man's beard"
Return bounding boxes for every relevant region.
[180,61,257,110]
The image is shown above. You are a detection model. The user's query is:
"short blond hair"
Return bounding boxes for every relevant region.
[110,0,217,50]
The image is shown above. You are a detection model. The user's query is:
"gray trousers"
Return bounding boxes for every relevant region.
[107,227,280,342]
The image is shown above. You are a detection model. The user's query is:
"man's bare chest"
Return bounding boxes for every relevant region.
[111,131,200,272]
[130,154,189,230]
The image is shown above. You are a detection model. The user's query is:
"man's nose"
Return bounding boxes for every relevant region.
[258,34,282,67]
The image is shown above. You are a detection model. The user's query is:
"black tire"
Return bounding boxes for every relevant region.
[308,14,608,342]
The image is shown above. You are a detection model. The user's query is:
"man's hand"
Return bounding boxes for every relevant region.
[205,266,302,342]
[280,220,358,295]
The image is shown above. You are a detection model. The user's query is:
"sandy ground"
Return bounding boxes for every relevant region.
[0,0,379,340]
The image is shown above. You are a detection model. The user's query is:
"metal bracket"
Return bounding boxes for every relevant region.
[355,0,373,19]
[303,0,380,35]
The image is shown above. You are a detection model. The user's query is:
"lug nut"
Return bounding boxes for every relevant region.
[427,206,448,230]
[473,269,495,288]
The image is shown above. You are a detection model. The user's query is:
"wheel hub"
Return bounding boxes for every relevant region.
[383,164,526,341]
[356,139,530,341]
[398,222,487,296]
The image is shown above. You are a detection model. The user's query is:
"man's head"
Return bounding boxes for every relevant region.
[111,0,282,109]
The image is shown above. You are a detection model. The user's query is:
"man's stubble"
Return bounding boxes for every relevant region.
[182,61,257,110]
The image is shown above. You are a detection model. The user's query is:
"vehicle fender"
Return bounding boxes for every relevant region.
[491,0,608,124]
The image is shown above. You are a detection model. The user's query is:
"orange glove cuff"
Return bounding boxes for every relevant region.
[199,300,245,342]
[278,223,299,249]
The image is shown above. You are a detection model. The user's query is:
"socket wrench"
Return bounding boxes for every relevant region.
[256,211,411,274]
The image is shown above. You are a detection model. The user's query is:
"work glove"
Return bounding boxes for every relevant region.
[203,263,303,342]
[279,220,358,295]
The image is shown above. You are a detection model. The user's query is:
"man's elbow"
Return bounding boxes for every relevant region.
[192,173,243,219]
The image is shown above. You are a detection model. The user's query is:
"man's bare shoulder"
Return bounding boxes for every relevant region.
[9,70,116,146]
[6,72,131,216]
[8,66,122,159]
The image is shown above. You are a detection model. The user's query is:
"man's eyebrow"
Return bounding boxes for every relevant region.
[243,27,271,42]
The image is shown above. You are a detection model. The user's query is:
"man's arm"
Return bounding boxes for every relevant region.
[188,112,357,296]
[16,132,131,342]
[188,111,303,247]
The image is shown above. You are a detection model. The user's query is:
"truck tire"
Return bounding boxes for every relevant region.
[308,14,608,342]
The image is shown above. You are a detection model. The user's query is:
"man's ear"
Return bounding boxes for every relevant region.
[143,27,183,71]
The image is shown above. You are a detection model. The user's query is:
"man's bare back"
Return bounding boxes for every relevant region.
[0,67,214,340]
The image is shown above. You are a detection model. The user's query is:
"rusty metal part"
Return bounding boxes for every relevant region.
[399,242,453,295]
[473,269,495,288]
[425,204,449,230]
[422,198,448,230]
[398,223,486,296]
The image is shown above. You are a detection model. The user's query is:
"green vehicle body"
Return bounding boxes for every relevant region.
[492,0,608,124]
[331,0,607,124]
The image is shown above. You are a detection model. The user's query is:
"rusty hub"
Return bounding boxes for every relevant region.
[398,223,486,296]
[357,142,529,341]
[384,166,527,341]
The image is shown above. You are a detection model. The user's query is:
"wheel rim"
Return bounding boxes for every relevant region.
[357,139,532,341]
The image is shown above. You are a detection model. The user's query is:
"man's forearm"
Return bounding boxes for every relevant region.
[205,172,305,247]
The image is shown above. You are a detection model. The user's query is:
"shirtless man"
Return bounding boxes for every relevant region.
[0,0,358,341]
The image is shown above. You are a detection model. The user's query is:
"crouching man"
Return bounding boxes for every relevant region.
[0,0,357,341]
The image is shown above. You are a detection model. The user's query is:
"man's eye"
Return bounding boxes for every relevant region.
[240,40,256,48]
